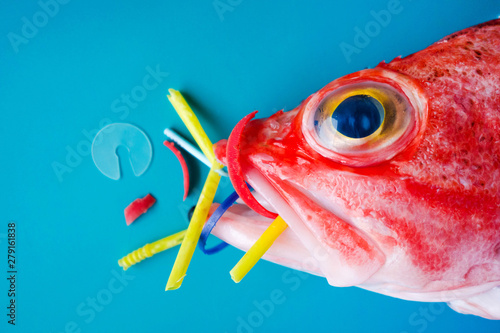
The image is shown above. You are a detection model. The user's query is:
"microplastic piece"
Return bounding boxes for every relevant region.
[166,168,221,291]
[92,123,153,180]
[166,89,223,169]
[164,128,228,177]
[118,229,186,270]
[124,194,156,225]
[230,215,288,283]
[165,89,225,291]
[163,140,190,200]
[198,191,238,255]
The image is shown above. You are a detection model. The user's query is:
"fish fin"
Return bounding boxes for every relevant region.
[447,286,500,319]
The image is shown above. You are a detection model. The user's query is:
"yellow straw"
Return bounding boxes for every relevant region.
[167,89,223,169]
[118,229,187,271]
[166,168,221,290]
[165,89,223,290]
[230,216,288,283]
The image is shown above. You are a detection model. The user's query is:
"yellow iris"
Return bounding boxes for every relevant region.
[319,87,387,140]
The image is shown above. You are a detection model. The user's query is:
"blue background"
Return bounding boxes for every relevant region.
[2,0,500,332]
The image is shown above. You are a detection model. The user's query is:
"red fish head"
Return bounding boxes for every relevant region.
[212,19,500,318]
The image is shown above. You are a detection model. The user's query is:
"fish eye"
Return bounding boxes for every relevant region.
[302,69,427,167]
[328,94,384,139]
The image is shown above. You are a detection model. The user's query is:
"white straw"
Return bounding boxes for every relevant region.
[164,128,228,177]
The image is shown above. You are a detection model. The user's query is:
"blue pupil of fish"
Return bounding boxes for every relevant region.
[331,95,384,139]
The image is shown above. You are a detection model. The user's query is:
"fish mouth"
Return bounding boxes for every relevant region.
[210,201,324,276]
[211,166,386,287]
[211,169,324,276]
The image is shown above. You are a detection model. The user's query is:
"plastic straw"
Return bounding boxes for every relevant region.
[166,168,221,290]
[167,89,223,170]
[164,128,228,177]
[118,230,187,270]
[230,216,288,283]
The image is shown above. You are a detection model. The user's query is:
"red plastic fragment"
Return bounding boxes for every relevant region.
[163,140,190,200]
[226,111,278,219]
[124,194,156,225]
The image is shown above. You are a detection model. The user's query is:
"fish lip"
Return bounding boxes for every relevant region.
[274,175,388,268]
[243,167,386,287]
[281,178,371,239]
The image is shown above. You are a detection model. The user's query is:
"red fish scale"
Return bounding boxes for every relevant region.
[380,20,500,278]
[230,19,500,286]
[384,20,500,196]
